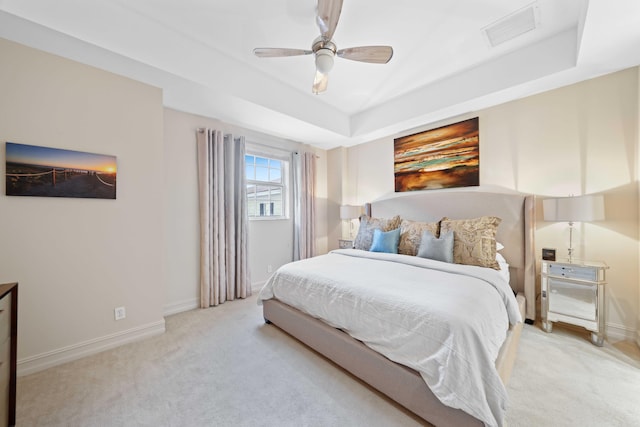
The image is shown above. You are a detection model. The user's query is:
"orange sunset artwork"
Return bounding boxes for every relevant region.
[394,118,479,192]
[5,142,117,199]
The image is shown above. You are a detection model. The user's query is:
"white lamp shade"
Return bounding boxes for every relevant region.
[340,205,361,220]
[543,195,605,222]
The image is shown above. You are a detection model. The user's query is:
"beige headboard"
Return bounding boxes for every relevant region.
[370,188,536,321]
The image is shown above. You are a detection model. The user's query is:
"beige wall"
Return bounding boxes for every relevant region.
[485,68,638,340]
[0,38,166,374]
[162,109,201,313]
[163,108,328,314]
[332,67,640,341]
[327,147,346,245]
[638,67,640,347]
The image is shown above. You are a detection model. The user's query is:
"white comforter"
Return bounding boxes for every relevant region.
[258,249,522,427]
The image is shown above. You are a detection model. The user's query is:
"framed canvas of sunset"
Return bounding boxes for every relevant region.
[5,142,117,199]
[394,117,479,192]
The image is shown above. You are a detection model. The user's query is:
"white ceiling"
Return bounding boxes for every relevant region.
[1,0,639,149]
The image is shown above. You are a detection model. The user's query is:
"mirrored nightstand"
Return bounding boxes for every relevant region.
[541,259,608,346]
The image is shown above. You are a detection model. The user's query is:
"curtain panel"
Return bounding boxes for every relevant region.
[293,151,316,261]
[196,129,251,308]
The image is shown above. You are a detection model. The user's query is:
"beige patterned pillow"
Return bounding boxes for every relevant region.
[398,219,440,256]
[353,215,401,250]
[439,216,502,269]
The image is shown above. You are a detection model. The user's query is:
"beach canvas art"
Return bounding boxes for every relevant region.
[5,142,117,199]
[394,118,479,192]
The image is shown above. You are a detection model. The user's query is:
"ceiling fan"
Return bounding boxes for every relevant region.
[253,0,393,94]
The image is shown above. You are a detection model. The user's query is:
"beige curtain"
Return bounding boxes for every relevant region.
[293,151,316,261]
[196,129,251,307]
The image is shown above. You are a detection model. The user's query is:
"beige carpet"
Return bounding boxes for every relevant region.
[17,295,640,426]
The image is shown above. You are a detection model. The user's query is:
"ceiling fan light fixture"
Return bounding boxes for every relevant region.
[315,48,335,74]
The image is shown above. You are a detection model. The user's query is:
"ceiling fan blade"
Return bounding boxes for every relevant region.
[253,48,312,58]
[337,46,394,64]
[316,0,343,41]
[312,70,329,94]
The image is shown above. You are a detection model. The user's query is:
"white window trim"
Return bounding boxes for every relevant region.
[246,145,291,221]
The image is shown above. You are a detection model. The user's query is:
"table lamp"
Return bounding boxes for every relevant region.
[340,205,361,240]
[542,194,605,262]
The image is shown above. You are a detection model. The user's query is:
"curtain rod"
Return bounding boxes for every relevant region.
[294,151,321,158]
[248,141,320,158]
[197,128,319,157]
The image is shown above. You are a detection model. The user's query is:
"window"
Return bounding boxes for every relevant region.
[246,153,288,219]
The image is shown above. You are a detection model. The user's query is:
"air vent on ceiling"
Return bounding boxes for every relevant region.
[482,2,540,48]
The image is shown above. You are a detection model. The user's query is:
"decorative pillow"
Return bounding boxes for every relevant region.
[439,216,502,269]
[417,230,454,263]
[353,215,401,250]
[369,228,401,254]
[398,219,440,256]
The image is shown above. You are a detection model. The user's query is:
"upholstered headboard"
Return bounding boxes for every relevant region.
[370,188,536,321]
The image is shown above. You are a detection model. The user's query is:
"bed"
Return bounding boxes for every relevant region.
[258,189,535,427]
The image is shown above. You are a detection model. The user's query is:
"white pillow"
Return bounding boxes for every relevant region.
[496,252,510,284]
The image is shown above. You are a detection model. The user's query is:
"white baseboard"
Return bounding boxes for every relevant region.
[17,319,166,377]
[606,321,637,342]
[164,298,199,316]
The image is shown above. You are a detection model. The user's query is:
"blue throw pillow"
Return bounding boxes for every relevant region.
[417,230,454,263]
[369,228,401,254]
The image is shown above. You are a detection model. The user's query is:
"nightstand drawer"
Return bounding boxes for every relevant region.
[548,264,598,281]
[548,278,597,321]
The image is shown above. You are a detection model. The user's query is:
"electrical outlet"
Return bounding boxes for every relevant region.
[267,264,273,273]
[114,306,126,321]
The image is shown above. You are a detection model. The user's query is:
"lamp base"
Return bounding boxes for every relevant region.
[567,221,575,263]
